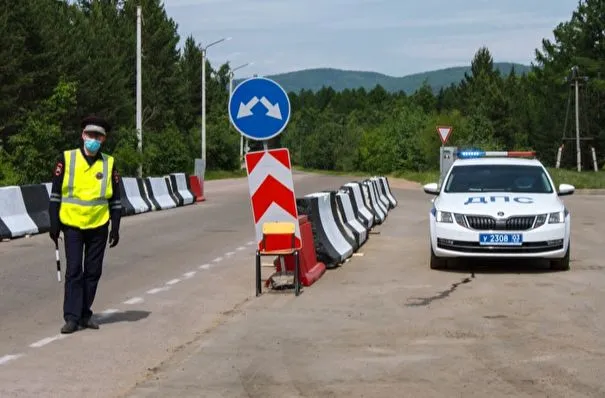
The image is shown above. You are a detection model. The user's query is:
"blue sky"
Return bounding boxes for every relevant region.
[164,0,579,78]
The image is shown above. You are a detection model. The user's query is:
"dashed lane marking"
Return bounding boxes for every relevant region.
[0,240,260,368]
[147,287,171,295]
[0,354,24,366]
[29,334,67,348]
[123,297,144,305]
[99,309,120,317]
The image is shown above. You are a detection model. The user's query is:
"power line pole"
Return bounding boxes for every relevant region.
[136,6,143,178]
[572,67,582,172]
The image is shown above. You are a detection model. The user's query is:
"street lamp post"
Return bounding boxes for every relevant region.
[201,37,231,163]
[228,62,253,164]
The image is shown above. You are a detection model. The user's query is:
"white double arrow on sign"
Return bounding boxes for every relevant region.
[237,96,282,120]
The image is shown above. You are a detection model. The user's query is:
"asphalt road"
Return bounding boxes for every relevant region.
[2,173,605,397]
[0,172,359,397]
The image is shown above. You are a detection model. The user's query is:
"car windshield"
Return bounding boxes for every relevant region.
[444,164,554,193]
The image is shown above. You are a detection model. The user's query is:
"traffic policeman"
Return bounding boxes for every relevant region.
[49,115,122,334]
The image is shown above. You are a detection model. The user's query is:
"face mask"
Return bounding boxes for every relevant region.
[84,138,102,153]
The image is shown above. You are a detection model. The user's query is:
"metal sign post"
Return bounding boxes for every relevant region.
[228,77,301,295]
[436,126,454,187]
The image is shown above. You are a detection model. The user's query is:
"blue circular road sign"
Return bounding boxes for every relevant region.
[228,77,291,141]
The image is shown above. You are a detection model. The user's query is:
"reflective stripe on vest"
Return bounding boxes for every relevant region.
[59,149,114,229]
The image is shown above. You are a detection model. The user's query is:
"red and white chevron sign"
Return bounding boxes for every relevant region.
[245,148,301,250]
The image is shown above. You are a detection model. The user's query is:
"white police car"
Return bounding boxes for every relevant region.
[423,150,574,271]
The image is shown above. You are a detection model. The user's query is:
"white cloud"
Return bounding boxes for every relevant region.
[390,27,558,64]
[324,10,566,31]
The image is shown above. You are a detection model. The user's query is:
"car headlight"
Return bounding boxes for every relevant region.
[453,213,468,228]
[534,214,547,228]
[436,210,453,223]
[548,211,565,224]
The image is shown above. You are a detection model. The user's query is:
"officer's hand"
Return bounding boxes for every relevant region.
[49,227,59,244]
[109,230,120,248]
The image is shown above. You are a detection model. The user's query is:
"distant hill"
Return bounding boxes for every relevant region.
[237,63,532,94]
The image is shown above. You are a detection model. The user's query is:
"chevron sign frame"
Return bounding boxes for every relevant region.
[245,148,302,251]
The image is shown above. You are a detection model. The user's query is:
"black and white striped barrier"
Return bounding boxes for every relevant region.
[297,192,353,268]
[369,178,390,217]
[1,171,201,242]
[326,190,359,252]
[120,177,153,216]
[362,180,386,224]
[342,182,374,230]
[0,185,49,239]
[335,189,368,248]
[294,175,397,270]
[168,173,195,207]
[144,177,178,210]
[375,176,397,208]
[370,177,391,211]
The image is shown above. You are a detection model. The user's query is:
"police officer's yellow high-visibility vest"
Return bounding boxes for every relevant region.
[60,149,114,229]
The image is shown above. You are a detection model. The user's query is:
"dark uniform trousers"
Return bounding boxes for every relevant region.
[63,222,109,322]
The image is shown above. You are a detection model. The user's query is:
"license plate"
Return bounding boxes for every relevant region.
[479,233,523,246]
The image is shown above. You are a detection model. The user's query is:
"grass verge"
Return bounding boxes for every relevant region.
[295,166,605,190]
[205,169,247,180]
[547,168,605,189]
[292,166,374,178]
[215,163,605,189]
[395,168,605,190]
[392,170,440,185]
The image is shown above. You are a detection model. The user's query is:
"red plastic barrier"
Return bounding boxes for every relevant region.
[273,215,326,287]
[189,175,205,202]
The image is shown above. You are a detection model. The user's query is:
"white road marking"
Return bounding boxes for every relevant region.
[98,308,120,318]
[225,251,235,257]
[199,264,210,270]
[30,334,67,348]
[0,354,24,365]
[183,271,196,278]
[411,338,476,345]
[522,355,556,363]
[236,246,246,251]
[213,257,223,263]
[123,297,144,305]
[147,286,171,294]
[247,241,255,245]
[166,278,181,285]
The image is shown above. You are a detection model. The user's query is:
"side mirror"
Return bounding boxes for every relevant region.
[423,182,440,195]
[558,183,575,196]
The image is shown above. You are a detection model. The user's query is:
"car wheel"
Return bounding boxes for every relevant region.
[430,246,448,269]
[550,242,570,271]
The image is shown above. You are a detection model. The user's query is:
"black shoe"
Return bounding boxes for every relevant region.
[79,317,99,330]
[60,321,79,334]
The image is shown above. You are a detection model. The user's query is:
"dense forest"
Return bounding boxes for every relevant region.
[1,0,604,186]
[256,63,532,94]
